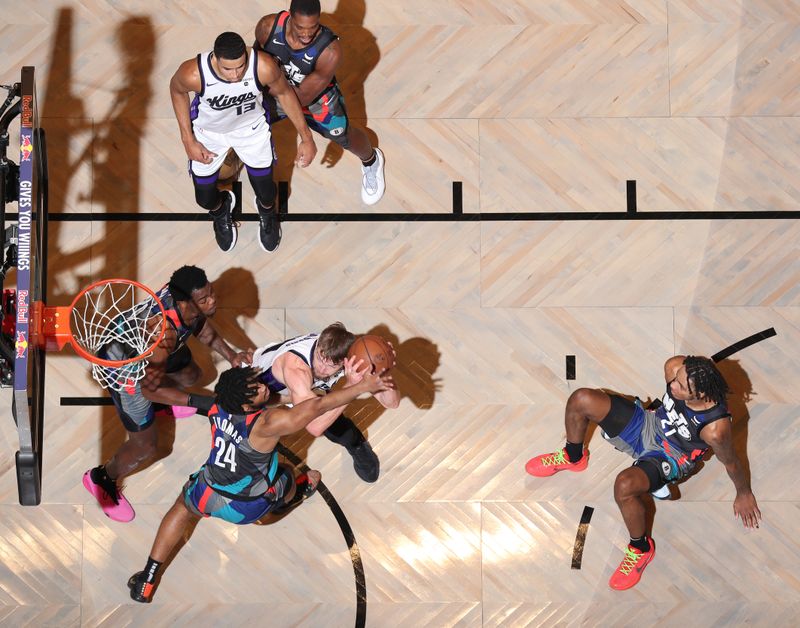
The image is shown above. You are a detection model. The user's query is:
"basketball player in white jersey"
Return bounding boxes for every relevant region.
[170,32,316,253]
[251,322,400,482]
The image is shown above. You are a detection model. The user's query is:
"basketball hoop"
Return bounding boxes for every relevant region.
[34,279,167,392]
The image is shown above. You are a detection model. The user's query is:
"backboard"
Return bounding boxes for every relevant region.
[11,66,48,505]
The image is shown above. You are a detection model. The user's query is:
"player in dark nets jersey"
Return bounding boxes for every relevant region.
[128,362,394,602]
[526,355,760,590]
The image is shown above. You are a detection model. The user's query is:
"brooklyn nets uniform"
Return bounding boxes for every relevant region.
[605,387,731,484]
[183,403,292,524]
[260,11,348,142]
[100,284,206,432]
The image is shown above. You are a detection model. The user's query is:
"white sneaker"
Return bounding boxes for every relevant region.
[651,484,671,500]
[361,147,385,205]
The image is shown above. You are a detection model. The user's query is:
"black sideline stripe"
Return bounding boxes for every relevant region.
[276,444,366,628]
[571,506,594,569]
[452,181,463,215]
[60,397,113,406]
[626,180,637,214]
[711,327,777,363]
[233,181,242,216]
[8,210,800,222]
[566,355,576,380]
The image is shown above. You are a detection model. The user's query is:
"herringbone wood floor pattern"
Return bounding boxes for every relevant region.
[1,1,799,626]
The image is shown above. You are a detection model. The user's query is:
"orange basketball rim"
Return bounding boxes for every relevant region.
[31,278,167,386]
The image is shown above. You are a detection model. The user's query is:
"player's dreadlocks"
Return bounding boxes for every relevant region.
[214,366,261,414]
[685,356,729,406]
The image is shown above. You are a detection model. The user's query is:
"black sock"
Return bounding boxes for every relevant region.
[564,441,584,463]
[323,415,365,451]
[91,465,115,484]
[629,535,650,553]
[143,556,162,583]
[209,194,230,217]
[361,150,377,167]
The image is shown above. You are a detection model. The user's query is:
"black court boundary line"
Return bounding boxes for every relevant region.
[276,443,367,628]
[571,506,594,569]
[626,180,637,214]
[711,327,777,363]
[566,355,576,380]
[10,210,800,222]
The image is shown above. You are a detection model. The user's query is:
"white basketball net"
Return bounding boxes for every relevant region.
[70,281,165,392]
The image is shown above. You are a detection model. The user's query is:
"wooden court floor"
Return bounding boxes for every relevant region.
[1,1,799,626]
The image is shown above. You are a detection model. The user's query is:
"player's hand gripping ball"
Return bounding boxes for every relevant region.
[347,335,395,374]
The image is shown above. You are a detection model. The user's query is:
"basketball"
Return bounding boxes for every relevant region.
[348,335,395,374]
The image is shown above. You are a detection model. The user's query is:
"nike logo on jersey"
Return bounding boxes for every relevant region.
[207,82,218,87]
[272,39,285,46]
[303,53,314,62]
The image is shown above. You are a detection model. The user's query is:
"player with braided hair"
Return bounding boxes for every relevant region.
[214,364,261,413]
[128,363,394,603]
[525,355,760,590]
[684,355,729,407]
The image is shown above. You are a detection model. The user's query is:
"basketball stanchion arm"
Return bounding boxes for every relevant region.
[33,302,72,352]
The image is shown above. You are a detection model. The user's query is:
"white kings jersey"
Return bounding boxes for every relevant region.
[251,333,345,396]
[190,48,267,133]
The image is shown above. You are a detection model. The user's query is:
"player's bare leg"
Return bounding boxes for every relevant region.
[526,388,610,476]
[128,494,201,603]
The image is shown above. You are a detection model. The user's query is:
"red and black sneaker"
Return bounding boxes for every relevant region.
[128,571,155,603]
[608,537,656,590]
[525,448,589,477]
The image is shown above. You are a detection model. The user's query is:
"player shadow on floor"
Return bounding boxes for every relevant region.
[42,11,155,304]
[280,324,442,475]
[269,0,381,200]
[98,407,177,479]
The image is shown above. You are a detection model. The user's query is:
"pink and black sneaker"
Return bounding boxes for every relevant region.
[83,466,135,522]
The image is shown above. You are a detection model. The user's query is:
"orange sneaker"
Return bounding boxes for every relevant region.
[608,538,656,590]
[525,448,589,477]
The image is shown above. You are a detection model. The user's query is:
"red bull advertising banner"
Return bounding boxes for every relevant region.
[14,90,34,394]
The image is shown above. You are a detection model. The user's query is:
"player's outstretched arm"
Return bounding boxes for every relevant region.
[255,50,316,167]
[194,319,249,367]
[262,370,394,438]
[169,59,216,164]
[701,419,761,529]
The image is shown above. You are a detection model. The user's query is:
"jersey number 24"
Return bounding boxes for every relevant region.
[213,436,237,472]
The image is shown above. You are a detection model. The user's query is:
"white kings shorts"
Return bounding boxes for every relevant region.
[190,117,275,177]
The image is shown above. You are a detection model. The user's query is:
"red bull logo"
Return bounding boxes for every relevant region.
[15,331,28,358]
[20,135,33,162]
